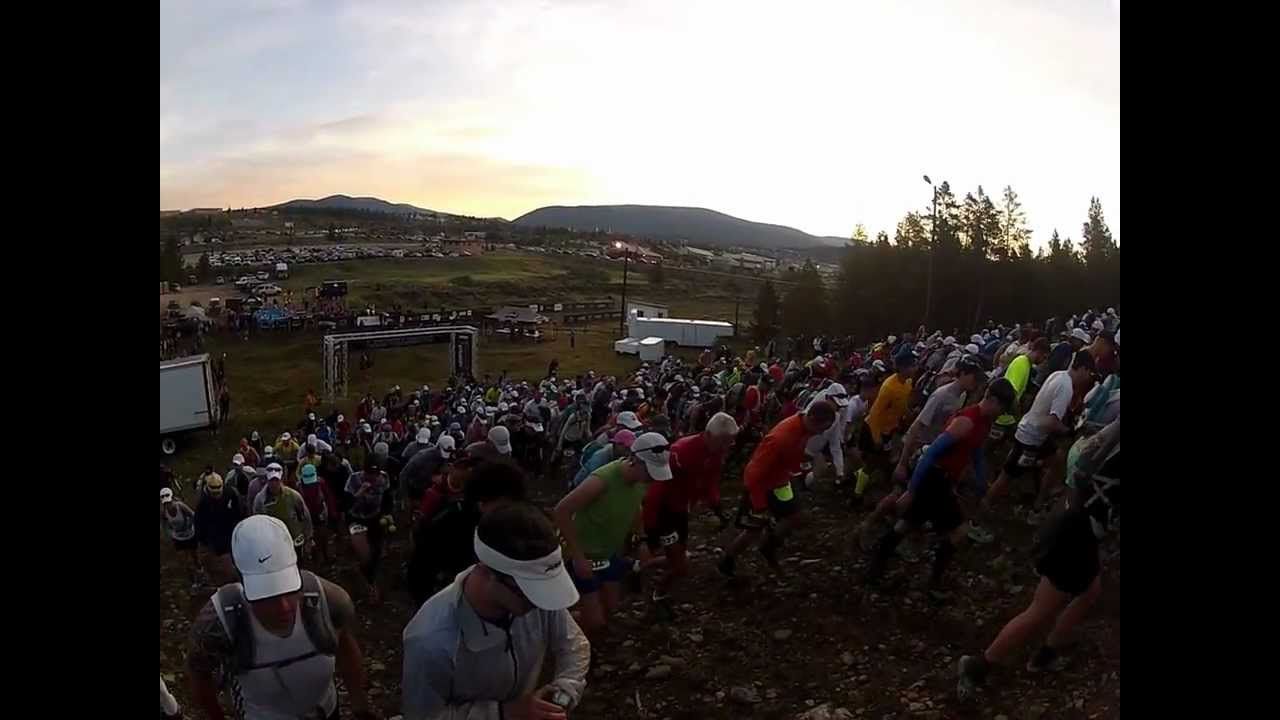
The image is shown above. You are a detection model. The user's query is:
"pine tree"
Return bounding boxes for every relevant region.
[999,186,1033,259]
[160,236,183,282]
[780,260,827,337]
[850,223,870,246]
[1081,197,1116,266]
[197,252,212,283]
[753,279,781,342]
[894,212,930,249]
[875,230,891,248]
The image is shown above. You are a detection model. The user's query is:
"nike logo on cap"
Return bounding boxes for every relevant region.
[258,555,272,564]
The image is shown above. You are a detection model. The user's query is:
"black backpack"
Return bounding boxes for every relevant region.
[214,570,338,674]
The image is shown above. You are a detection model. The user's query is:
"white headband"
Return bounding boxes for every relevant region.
[473,531,565,581]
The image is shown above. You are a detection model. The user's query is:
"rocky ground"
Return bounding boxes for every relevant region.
[160,470,1120,720]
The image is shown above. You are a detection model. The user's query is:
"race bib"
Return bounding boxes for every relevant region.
[988,426,1005,441]
[590,558,612,572]
[1017,451,1039,468]
[348,522,368,536]
[659,531,680,547]
[772,485,795,502]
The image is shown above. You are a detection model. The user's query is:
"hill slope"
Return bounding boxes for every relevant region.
[271,194,494,221]
[513,204,843,249]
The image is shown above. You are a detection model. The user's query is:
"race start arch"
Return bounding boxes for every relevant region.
[323,325,479,401]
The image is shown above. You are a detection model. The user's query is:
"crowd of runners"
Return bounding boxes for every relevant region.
[160,307,1121,719]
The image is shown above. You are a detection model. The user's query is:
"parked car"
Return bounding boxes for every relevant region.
[254,283,283,296]
[215,275,225,284]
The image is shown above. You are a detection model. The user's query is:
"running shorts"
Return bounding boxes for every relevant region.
[902,466,964,533]
[567,554,628,594]
[1034,508,1100,596]
[857,423,887,459]
[645,508,690,551]
[735,485,799,529]
[1002,437,1054,479]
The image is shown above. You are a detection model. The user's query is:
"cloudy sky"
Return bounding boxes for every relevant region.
[160,0,1119,244]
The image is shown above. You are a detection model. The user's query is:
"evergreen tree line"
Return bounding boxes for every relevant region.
[753,186,1119,343]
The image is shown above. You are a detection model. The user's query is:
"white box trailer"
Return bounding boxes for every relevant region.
[614,337,641,355]
[627,317,734,348]
[638,336,665,362]
[159,354,220,456]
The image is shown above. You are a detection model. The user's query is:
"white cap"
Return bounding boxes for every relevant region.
[1070,328,1092,344]
[970,334,984,344]
[417,428,432,444]
[263,446,275,457]
[499,402,509,413]
[631,432,672,481]
[265,463,284,479]
[160,488,174,503]
[964,343,980,355]
[887,335,898,344]
[280,432,291,442]
[823,383,850,407]
[705,412,739,437]
[232,453,245,466]
[943,336,956,346]
[488,426,512,455]
[337,414,344,423]
[307,434,318,447]
[616,411,643,430]
[232,516,302,601]
[473,530,578,611]
[437,435,456,457]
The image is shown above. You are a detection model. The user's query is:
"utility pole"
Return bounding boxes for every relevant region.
[617,242,630,337]
[924,175,937,331]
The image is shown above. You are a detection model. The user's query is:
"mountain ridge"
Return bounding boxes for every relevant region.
[513,204,844,249]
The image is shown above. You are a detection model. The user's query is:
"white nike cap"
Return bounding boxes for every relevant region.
[232,515,302,601]
[489,425,512,454]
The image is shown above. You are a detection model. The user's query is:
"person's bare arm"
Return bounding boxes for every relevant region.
[322,578,370,714]
[186,601,231,720]
[554,474,607,574]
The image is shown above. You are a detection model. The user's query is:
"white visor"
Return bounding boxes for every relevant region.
[474,532,579,611]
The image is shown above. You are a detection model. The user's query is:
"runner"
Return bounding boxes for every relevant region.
[298,463,339,565]
[344,457,393,603]
[399,434,456,515]
[401,502,588,720]
[983,350,1097,526]
[160,673,182,719]
[803,383,852,487]
[252,466,314,557]
[717,399,837,578]
[958,418,1119,700]
[571,429,637,490]
[161,487,201,591]
[836,371,880,490]
[466,425,513,462]
[644,412,738,619]
[186,516,374,720]
[863,379,1016,600]
[852,349,917,508]
[194,473,244,585]
[859,356,987,550]
[553,432,672,637]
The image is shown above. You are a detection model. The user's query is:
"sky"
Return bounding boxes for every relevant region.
[160,0,1119,245]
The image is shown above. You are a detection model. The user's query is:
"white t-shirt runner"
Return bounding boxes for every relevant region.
[1015,370,1074,447]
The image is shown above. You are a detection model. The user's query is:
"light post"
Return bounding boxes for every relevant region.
[616,241,630,336]
[923,175,937,330]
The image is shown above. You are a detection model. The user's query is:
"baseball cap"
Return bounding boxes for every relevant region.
[232,515,302,601]
[300,464,318,485]
[824,383,851,407]
[232,453,245,466]
[616,411,642,430]
[964,343,981,355]
[971,334,984,344]
[943,336,956,346]
[611,429,637,449]
[893,349,917,368]
[280,432,291,442]
[160,488,174,503]
[263,445,275,457]
[417,428,432,444]
[1070,328,1092,344]
[488,426,512,455]
[631,432,672,481]
[265,463,283,480]
[437,435,457,458]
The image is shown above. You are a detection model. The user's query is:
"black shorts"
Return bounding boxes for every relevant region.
[1034,509,1100,596]
[734,487,799,530]
[1002,437,1054,479]
[857,424,890,464]
[646,508,690,550]
[172,537,197,552]
[902,467,965,533]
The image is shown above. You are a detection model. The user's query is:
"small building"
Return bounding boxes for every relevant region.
[485,305,547,342]
[626,300,669,320]
[682,246,716,264]
[442,237,484,255]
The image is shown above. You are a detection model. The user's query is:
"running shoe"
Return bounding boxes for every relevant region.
[1026,645,1066,673]
[967,524,995,545]
[956,655,987,702]
[653,592,677,622]
[716,555,737,578]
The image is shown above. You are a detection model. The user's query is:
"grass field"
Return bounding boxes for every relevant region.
[166,251,754,479]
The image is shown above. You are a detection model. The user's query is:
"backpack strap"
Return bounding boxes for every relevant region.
[298,571,339,656]
[213,584,255,675]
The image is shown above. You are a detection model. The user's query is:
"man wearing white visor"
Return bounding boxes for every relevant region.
[554,432,671,638]
[402,502,589,720]
[186,515,373,720]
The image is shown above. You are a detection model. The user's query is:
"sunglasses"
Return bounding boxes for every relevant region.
[636,444,669,456]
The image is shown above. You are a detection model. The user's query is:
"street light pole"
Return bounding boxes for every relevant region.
[617,242,630,337]
[923,175,937,331]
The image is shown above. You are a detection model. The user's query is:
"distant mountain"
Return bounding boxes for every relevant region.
[270,194,496,221]
[513,205,844,249]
